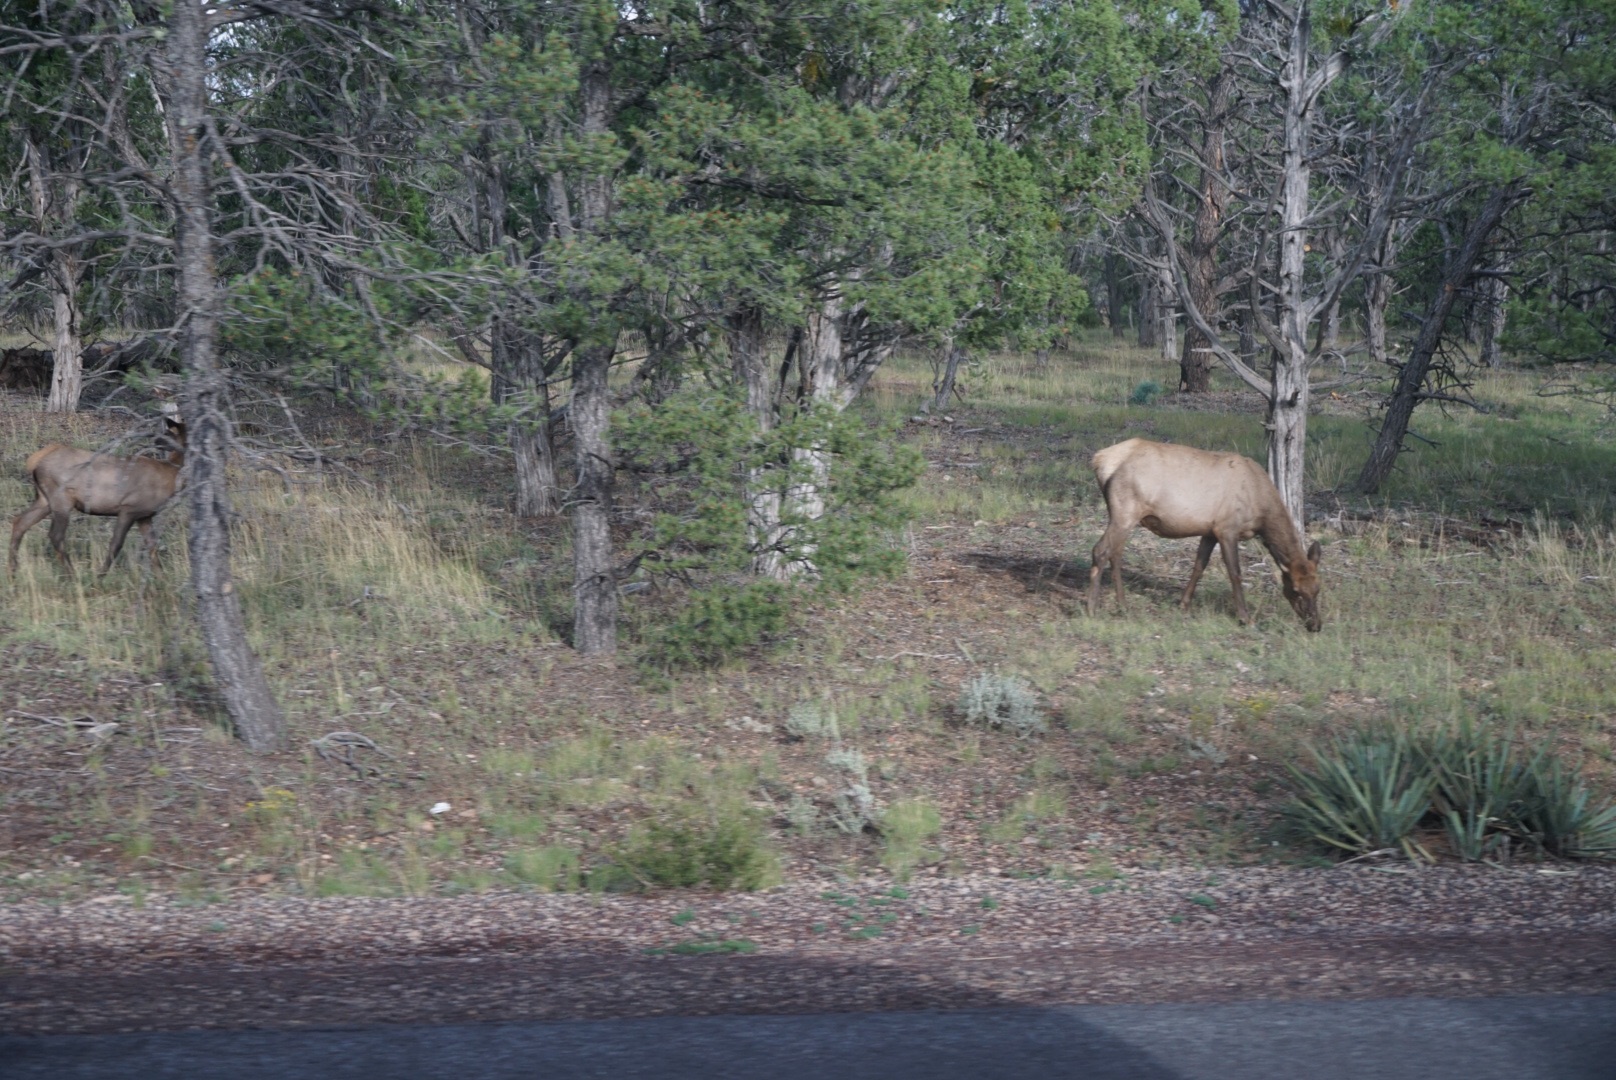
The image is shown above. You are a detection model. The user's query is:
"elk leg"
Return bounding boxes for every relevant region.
[1181,534,1218,610]
[103,512,139,574]
[1218,532,1249,624]
[9,499,50,573]
[137,518,159,572]
[1088,519,1132,614]
[46,510,74,571]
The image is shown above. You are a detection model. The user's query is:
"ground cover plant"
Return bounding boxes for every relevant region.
[3,335,1615,903]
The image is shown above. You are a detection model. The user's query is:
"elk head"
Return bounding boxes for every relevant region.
[1281,540,1324,632]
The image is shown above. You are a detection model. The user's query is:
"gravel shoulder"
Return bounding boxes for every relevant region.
[5,866,1616,1034]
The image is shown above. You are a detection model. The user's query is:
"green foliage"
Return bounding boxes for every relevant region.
[222,270,389,389]
[503,845,581,892]
[1419,723,1529,862]
[642,582,792,670]
[1129,380,1163,406]
[880,797,943,880]
[1289,724,1616,863]
[1514,756,1616,860]
[619,389,921,669]
[649,938,758,956]
[605,812,780,892]
[1285,731,1435,861]
[958,673,1047,737]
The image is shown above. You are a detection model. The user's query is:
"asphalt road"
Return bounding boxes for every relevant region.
[4,994,1613,1080]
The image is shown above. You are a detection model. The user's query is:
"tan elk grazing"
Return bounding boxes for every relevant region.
[1086,438,1322,631]
[9,408,186,576]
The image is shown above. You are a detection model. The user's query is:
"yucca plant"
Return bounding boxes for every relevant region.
[1515,756,1616,860]
[1285,732,1435,861]
[1417,722,1530,862]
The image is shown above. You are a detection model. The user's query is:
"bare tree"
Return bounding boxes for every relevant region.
[1170,61,1238,393]
[1,0,418,748]
[1144,0,1407,531]
[1355,182,1529,493]
[22,137,84,411]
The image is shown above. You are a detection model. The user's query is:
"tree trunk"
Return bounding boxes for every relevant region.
[567,56,620,656]
[1478,259,1511,368]
[1356,183,1524,494]
[1267,348,1310,536]
[1365,226,1399,369]
[1155,261,1177,364]
[513,414,560,518]
[1104,251,1126,338]
[1238,305,1258,366]
[793,291,844,528]
[1320,230,1346,352]
[729,306,787,579]
[1178,64,1234,393]
[1137,274,1157,348]
[46,249,83,413]
[162,0,284,752]
[569,341,618,651]
[932,338,964,412]
[492,320,561,518]
[1262,1,1347,533]
[25,139,84,413]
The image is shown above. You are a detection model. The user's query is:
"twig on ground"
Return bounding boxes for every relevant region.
[311,730,395,779]
[866,650,965,662]
[11,711,99,727]
[10,711,118,739]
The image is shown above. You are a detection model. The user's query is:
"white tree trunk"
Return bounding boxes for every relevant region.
[1155,261,1177,364]
[514,423,560,517]
[729,309,788,579]
[47,250,83,413]
[776,291,846,577]
[1365,230,1397,370]
[1479,261,1511,368]
[1265,1,1342,534]
[26,139,83,413]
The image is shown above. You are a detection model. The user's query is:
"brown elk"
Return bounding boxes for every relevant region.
[1086,438,1323,631]
[9,408,186,576]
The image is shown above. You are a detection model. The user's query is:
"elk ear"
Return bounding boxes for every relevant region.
[1307,540,1322,565]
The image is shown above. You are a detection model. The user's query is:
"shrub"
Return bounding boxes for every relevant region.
[1129,380,1163,406]
[824,746,876,834]
[1515,756,1616,859]
[606,812,779,891]
[1284,731,1434,861]
[784,701,840,741]
[503,845,581,891]
[616,390,922,671]
[785,794,820,836]
[1418,722,1528,862]
[880,798,942,879]
[641,581,791,670]
[958,673,1047,736]
[1287,724,1616,863]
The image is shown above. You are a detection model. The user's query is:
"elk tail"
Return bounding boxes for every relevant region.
[23,444,62,478]
[1089,441,1132,491]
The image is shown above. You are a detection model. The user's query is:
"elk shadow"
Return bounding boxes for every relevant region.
[957,551,1188,610]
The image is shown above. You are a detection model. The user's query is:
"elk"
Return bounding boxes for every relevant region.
[9,408,186,576]
[1086,438,1322,631]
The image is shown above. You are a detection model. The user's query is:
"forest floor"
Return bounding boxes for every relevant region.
[2,337,1616,908]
